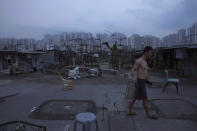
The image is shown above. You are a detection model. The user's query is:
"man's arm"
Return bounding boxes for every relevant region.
[131,60,140,83]
[131,60,140,75]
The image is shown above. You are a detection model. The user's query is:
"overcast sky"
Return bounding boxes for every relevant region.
[0,0,197,40]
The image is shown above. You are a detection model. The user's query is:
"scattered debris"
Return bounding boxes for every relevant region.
[46,66,102,78]
[67,66,101,79]
[68,67,80,79]
[89,68,99,77]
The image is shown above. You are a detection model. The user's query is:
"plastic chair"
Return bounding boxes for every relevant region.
[57,72,72,90]
[162,69,180,94]
[73,112,98,131]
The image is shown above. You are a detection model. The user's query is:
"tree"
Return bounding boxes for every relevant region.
[102,42,120,69]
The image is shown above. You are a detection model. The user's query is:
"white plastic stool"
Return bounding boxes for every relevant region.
[73,112,98,131]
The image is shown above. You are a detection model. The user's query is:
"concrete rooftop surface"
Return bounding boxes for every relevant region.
[0,70,197,131]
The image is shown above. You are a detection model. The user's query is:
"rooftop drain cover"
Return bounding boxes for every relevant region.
[29,100,97,120]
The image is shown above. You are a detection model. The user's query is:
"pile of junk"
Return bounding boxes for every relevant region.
[65,66,102,79]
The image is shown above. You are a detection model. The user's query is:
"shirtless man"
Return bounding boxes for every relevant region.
[128,46,157,119]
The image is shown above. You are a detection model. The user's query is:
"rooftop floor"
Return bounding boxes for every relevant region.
[0,70,197,131]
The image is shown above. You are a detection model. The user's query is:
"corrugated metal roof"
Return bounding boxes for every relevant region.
[18,51,46,54]
[0,50,46,54]
[171,44,197,49]
[0,50,18,54]
[156,44,197,50]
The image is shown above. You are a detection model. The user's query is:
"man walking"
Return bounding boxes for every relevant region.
[128,46,158,120]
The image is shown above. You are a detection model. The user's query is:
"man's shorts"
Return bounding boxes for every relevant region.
[134,78,147,100]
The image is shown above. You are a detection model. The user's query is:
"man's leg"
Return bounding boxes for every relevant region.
[128,98,136,115]
[142,100,158,120]
[142,100,151,117]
